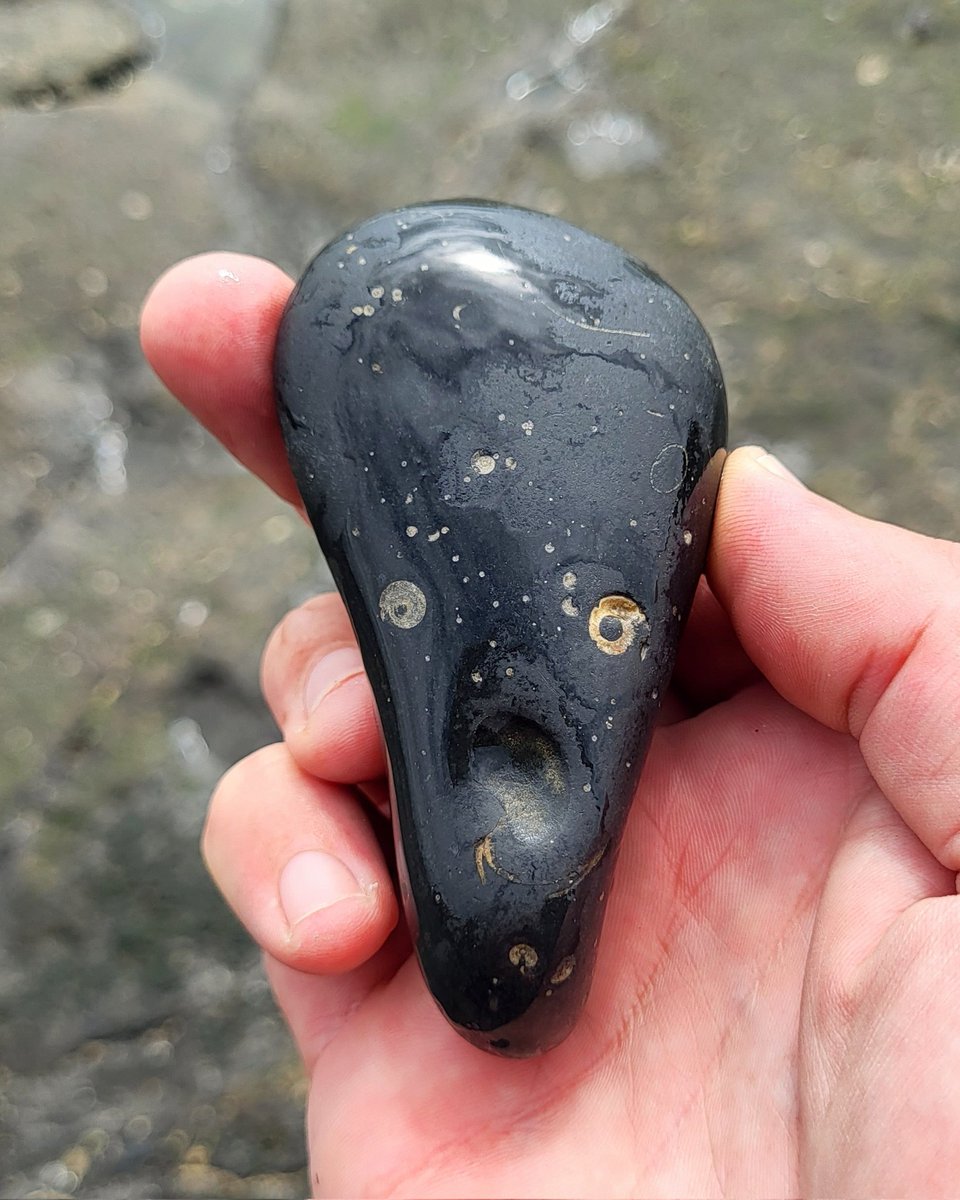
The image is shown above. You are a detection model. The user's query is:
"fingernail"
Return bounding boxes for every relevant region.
[303,646,365,718]
[280,849,366,927]
[753,450,804,486]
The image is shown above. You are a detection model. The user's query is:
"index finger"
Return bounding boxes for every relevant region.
[140,252,298,507]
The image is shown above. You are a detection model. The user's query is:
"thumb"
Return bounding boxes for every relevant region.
[708,447,960,870]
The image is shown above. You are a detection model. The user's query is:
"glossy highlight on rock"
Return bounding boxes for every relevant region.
[274,201,727,1056]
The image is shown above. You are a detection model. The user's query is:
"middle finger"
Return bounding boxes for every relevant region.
[261,591,387,783]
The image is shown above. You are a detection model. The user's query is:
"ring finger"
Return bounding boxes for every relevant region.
[202,742,398,975]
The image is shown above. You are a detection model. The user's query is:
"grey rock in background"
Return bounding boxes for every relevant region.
[1,0,958,1194]
[0,0,148,108]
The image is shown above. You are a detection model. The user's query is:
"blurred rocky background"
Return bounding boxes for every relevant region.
[0,0,958,1195]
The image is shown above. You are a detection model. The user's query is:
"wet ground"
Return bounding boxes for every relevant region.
[1,0,958,1195]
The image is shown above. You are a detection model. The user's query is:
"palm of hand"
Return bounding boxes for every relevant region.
[276,679,955,1199]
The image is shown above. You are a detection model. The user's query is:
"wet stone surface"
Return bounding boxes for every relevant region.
[277,201,726,1056]
[1,0,959,1193]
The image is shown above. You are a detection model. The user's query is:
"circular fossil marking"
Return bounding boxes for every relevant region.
[508,943,539,975]
[588,595,646,655]
[379,580,427,629]
[550,955,576,986]
[471,450,496,475]
[650,443,687,494]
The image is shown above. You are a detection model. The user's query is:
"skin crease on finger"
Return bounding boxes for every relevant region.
[260,595,387,782]
[202,742,399,976]
[141,258,960,1198]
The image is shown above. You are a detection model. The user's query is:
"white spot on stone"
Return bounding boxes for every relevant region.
[471,671,483,684]
[427,531,441,542]
[505,667,515,677]
[406,525,418,537]
[650,443,687,494]
[561,596,579,617]
[370,285,385,299]
[351,305,364,316]
[505,456,517,470]
[563,571,577,590]
[522,420,534,436]
[545,542,555,553]
[471,451,496,475]
[391,287,403,302]
[362,304,376,317]
[683,530,693,545]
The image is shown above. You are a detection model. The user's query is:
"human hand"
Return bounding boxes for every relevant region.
[142,253,960,1198]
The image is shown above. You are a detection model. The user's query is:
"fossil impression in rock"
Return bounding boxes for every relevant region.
[274,201,727,1056]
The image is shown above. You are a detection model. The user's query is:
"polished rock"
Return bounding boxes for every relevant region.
[276,201,727,1055]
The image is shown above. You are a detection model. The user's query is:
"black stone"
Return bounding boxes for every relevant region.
[274,201,726,1056]
[598,615,623,642]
